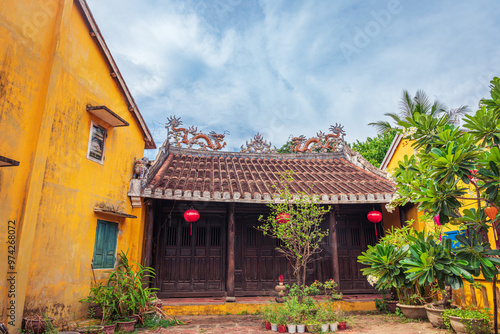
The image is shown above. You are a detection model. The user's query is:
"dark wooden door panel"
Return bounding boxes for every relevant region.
[236,214,332,295]
[156,214,225,297]
[336,212,377,293]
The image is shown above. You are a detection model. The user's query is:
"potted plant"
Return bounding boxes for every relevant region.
[260,304,273,330]
[275,306,288,333]
[335,309,348,330]
[283,297,300,333]
[316,308,330,333]
[443,308,491,334]
[23,315,55,334]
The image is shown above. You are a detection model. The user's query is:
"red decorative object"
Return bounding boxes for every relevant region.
[367,211,382,237]
[485,207,498,220]
[279,275,283,284]
[184,209,200,236]
[278,324,286,333]
[277,213,290,224]
[434,215,441,226]
[184,209,200,222]
[265,321,271,330]
[367,211,382,223]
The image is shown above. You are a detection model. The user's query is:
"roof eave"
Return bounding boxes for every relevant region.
[76,0,156,149]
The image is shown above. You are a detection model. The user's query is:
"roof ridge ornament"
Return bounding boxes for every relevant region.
[240,133,276,153]
[166,115,229,151]
[291,124,346,153]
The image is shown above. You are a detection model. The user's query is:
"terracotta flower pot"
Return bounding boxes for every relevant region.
[387,300,398,313]
[338,321,347,330]
[425,304,458,328]
[116,319,136,333]
[23,317,54,334]
[396,303,427,319]
[102,323,116,334]
[448,315,488,334]
[278,324,286,333]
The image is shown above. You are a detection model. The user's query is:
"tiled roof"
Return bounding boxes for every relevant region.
[140,146,394,204]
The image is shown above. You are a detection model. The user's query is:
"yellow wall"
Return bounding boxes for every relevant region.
[0,0,148,330]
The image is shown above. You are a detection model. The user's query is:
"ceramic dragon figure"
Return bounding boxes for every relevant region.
[166,115,228,151]
[291,124,345,153]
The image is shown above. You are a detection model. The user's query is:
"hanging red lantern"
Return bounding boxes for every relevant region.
[367,211,382,237]
[367,211,382,223]
[184,209,200,236]
[485,206,498,221]
[277,213,290,224]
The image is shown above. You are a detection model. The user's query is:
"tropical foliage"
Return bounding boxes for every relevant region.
[360,78,500,323]
[369,89,468,134]
[348,129,397,167]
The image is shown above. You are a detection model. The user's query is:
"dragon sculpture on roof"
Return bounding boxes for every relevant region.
[291,124,346,153]
[166,115,228,151]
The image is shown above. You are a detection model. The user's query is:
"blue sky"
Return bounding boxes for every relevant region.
[86,0,500,156]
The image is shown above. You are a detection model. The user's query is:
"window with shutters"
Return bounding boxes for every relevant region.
[87,121,107,164]
[92,220,118,269]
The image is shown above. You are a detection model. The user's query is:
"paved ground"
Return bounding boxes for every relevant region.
[139,313,450,334]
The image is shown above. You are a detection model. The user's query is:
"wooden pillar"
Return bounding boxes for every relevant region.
[329,210,340,287]
[143,199,155,269]
[226,203,236,302]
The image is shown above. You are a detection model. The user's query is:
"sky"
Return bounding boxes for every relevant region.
[86,0,500,157]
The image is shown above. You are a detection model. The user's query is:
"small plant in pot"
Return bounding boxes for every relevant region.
[443,308,491,334]
[334,309,349,330]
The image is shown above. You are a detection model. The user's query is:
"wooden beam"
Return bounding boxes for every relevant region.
[329,210,340,288]
[144,200,155,269]
[226,203,236,302]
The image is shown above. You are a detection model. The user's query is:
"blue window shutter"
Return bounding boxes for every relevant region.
[93,220,118,269]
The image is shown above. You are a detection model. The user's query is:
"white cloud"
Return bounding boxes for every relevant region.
[86,0,500,157]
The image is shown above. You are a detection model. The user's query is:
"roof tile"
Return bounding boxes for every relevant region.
[142,147,395,204]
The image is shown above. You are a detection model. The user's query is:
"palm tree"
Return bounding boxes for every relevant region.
[369,90,469,134]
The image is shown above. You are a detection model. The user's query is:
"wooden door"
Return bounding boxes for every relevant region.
[336,213,377,293]
[235,214,332,295]
[155,214,225,297]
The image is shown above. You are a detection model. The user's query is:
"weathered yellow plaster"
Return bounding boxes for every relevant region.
[162,300,376,316]
[0,0,150,330]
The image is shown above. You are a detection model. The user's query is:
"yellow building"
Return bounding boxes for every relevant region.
[0,0,155,330]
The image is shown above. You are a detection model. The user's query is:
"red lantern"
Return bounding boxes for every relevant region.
[184,209,199,235]
[277,213,290,224]
[367,211,382,223]
[367,211,382,237]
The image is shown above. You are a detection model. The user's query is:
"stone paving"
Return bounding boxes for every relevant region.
[138,313,450,334]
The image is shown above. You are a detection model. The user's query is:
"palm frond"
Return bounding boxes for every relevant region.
[368,120,393,134]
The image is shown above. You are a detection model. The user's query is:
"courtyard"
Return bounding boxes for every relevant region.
[148,313,449,334]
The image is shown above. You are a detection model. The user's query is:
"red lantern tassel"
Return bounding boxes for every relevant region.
[190,223,192,236]
[374,223,377,237]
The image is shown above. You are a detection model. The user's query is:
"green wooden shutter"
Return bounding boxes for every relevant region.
[93,220,118,269]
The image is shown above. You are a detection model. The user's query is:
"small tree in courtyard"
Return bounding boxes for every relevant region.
[258,171,330,287]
